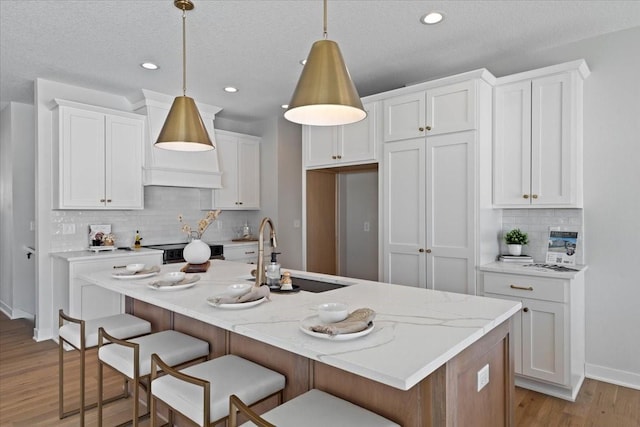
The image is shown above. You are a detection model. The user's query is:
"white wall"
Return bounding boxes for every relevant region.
[487,27,640,388]
[338,170,379,281]
[0,102,36,319]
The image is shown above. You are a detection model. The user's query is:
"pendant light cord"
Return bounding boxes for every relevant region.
[323,0,328,39]
[182,7,187,96]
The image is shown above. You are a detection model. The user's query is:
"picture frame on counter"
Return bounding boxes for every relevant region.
[546,229,579,266]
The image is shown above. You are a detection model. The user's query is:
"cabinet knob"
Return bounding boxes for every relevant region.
[106,199,112,203]
[426,249,432,253]
[418,126,432,132]
[238,201,243,205]
[332,155,337,159]
[100,198,106,202]
[523,194,529,199]
[418,248,432,253]
[523,307,529,313]
[531,194,538,199]
[337,155,342,159]
[418,248,425,253]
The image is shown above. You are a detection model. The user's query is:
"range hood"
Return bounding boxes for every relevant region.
[130,89,223,189]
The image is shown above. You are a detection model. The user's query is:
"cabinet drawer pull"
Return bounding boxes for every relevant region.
[523,307,529,313]
[510,284,534,291]
[244,251,256,255]
[531,194,538,199]
[523,194,529,199]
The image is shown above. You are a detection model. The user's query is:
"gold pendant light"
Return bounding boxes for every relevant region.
[155,0,215,151]
[284,0,366,126]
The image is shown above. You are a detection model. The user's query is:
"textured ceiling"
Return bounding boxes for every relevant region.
[1,1,639,122]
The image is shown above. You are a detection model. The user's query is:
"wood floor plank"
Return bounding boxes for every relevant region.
[1,313,638,426]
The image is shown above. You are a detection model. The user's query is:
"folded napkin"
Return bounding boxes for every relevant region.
[210,285,270,305]
[137,265,161,275]
[310,308,375,336]
[150,275,200,288]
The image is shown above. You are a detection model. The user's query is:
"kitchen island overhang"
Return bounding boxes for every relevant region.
[80,260,521,425]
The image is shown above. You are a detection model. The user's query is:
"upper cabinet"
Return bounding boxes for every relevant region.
[493,60,590,208]
[201,130,261,210]
[303,102,379,168]
[131,89,223,189]
[383,80,477,141]
[52,99,144,210]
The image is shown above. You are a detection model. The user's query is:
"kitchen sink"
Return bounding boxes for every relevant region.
[248,275,353,293]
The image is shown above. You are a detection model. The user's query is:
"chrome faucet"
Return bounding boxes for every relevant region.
[255,217,277,287]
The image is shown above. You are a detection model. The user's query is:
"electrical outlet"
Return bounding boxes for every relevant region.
[62,223,76,235]
[477,364,490,392]
[364,221,370,232]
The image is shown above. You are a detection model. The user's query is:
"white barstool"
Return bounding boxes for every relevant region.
[150,353,286,426]
[58,309,151,425]
[98,329,210,427]
[230,389,400,427]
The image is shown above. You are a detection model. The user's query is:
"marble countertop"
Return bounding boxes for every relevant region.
[80,260,521,391]
[479,261,588,279]
[50,247,163,261]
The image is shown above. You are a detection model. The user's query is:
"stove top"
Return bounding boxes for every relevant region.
[145,243,224,264]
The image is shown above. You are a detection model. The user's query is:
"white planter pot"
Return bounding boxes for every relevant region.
[183,239,211,264]
[507,244,522,256]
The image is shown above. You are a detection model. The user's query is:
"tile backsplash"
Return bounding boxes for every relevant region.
[501,208,584,264]
[50,186,261,252]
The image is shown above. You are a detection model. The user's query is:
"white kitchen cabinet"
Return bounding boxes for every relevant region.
[131,89,223,189]
[203,130,261,210]
[482,265,586,401]
[52,99,144,209]
[51,249,163,338]
[303,102,379,168]
[224,242,258,264]
[383,80,476,142]
[493,60,590,207]
[381,73,498,294]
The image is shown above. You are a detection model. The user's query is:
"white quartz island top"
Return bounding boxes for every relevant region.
[81,260,521,391]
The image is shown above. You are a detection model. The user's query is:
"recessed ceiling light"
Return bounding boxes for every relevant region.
[224,87,238,93]
[421,12,444,25]
[140,62,159,70]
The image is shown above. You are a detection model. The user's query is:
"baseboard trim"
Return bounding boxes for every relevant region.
[0,303,35,321]
[586,363,640,390]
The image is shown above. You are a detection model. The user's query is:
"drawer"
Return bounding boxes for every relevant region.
[224,244,258,262]
[483,272,568,303]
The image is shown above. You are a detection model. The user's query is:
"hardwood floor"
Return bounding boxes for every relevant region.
[1,313,638,426]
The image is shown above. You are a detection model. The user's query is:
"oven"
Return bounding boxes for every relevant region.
[144,243,224,264]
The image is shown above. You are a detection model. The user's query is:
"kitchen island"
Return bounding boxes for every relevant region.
[81,260,521,426]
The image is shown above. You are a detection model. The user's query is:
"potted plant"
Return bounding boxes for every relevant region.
[504,228,529,256]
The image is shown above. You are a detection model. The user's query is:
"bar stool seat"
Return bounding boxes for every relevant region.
[151,354,285,426]
[98,329,210,427]
[58,309,151,425]
[231,389,400,427]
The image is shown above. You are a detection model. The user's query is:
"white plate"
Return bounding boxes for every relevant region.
[206,296,267,309]
[298,315,374,341]
[112,266,160,280]
[148,275,200,291]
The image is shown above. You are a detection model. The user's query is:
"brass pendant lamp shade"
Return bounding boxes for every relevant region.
[284,0,366,126]
[155,0,215,151]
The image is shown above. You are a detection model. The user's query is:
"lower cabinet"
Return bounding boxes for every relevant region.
[482,267,585,401]
[224,243,258,264]
[51,251,163,331]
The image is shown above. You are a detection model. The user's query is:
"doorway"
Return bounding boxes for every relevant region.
[305,164,378,280]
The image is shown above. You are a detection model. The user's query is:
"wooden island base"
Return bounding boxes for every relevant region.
[129,298,514,427]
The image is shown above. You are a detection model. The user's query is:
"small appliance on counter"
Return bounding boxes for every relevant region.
[88,224,117,252]
[144,243,224,264]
